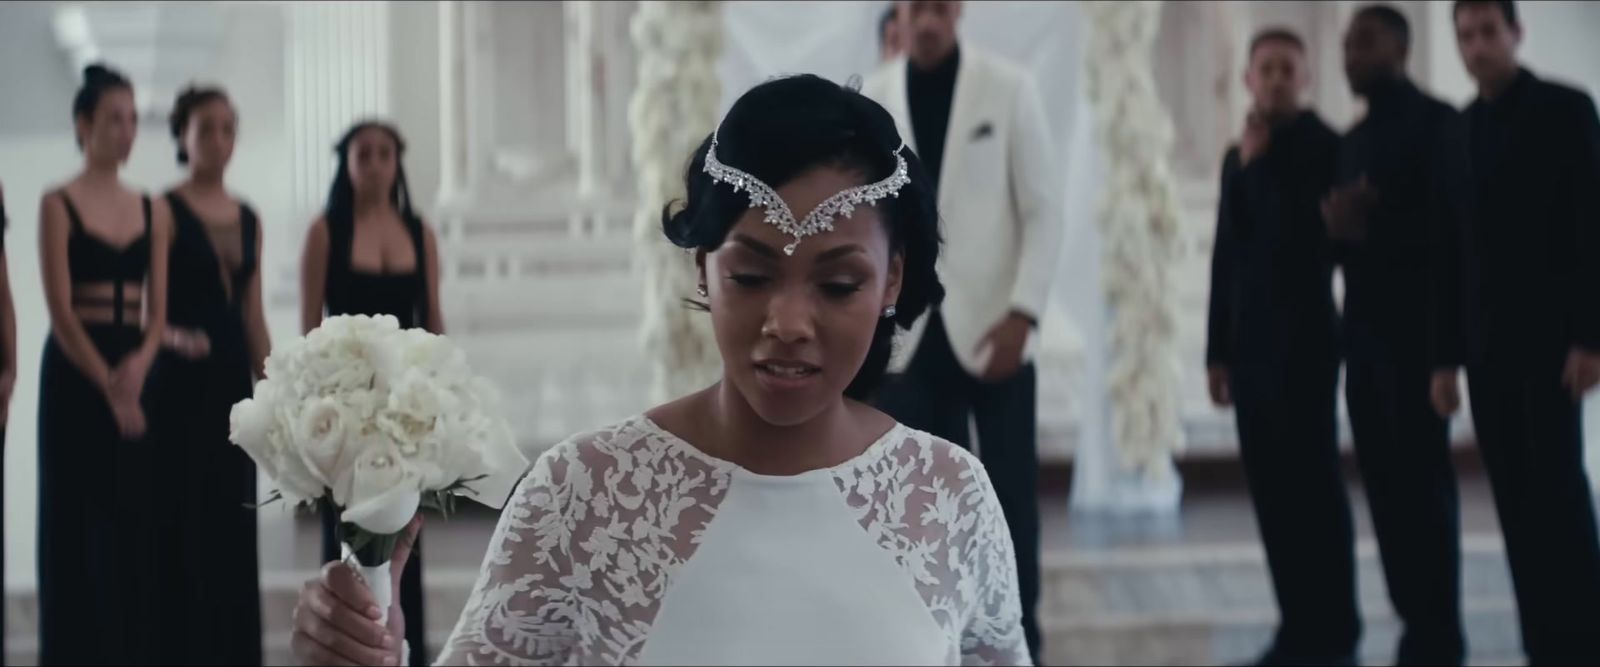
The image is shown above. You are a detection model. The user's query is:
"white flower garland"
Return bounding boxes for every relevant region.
[629,1,725,403]
[1084,1,1186,476]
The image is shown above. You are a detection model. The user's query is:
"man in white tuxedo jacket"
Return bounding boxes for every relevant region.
[862,2,1062,661]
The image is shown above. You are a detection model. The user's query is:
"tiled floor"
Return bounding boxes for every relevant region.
[6,463,1578,666]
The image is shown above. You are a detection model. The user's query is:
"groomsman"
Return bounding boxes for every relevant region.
[878,4,905,63]
[1433,1,1600,663]
[863,1,1063,661]
[1205,28,1352,666]
[1321,5,1467,664]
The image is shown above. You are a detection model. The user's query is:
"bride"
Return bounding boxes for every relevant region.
[290,74,1030,666]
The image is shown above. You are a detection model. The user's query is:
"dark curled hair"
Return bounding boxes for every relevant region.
[661,74,945,401]
[1249,27,1306,58]
[72,63,132,147]
[169,85,233,164]
[878,5,899,50]
[323,120,419,226]
[1356,4,1413,52]
[1453,0,1518,28]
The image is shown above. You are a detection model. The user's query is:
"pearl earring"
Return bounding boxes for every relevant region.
[882,305,897,319]
[696,285,709,298]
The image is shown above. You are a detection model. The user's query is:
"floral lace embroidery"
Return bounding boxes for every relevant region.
[830,428,1029,666]
[436,418,1027,666]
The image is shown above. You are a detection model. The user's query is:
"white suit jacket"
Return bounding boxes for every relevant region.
[862,47,1063,376]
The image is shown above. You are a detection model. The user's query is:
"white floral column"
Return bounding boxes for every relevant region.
[1075,0,1185,511]
[629,1,724,402]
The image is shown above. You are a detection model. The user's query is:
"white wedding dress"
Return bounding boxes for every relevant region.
[434,416,1030,666]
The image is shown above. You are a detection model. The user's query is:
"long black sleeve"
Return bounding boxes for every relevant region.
[1206,149,1241,366]
[1428,113,1468,369]
[1241,130,1340,258]
[1566,92,1600,352]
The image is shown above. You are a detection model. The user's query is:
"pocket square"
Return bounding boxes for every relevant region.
[971,122,994,141]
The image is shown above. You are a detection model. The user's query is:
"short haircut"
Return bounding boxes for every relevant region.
[1356,4,1412,51]
[878,5,898,49]
[1248,28,1306,59]
[1453,0,1519,28]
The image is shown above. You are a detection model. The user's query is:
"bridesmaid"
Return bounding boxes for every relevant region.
[149,84,268,665]
[36,63,173,664]
[299,120,442,666]
[0,181,14,667]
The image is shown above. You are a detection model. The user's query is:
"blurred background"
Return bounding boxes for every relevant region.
[2,1,1598,664]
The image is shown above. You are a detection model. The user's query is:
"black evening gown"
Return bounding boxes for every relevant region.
[1,182,8,667]
[145,192,263,664]
[318,212,430,665]
[36,191,159,665]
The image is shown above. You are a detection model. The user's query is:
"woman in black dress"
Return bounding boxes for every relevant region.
[36,63,174,665]
[299,120,443,666]
[0,181,15,667]
[146,84,269,665]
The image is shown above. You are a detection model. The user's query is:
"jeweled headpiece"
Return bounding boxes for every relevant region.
[703,129,911,255]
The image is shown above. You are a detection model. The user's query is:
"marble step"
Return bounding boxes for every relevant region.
[1043,601,1519,666]
[1039,533,1519,665]
[1040,534,1513,620]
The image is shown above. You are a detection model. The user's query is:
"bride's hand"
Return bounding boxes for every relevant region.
[291,561,400,666]
[291,517,421,666]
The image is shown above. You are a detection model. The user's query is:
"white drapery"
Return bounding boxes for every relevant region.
[1075,1,1185,512]
[630,1,726,403]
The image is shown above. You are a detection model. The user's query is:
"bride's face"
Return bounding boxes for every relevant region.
[701,165,904,427]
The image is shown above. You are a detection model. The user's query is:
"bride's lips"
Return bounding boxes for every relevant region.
[753,358,823,392]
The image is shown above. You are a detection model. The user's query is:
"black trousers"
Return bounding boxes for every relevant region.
[1467,362,1600,665]
[1346,357,1465,665]
[1,427,5,667]
[322,510,428,666]
[875,313,1042,663]
[1231,353,1361,661]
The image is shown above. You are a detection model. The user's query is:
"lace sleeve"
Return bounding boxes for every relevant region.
[435,444,580,666]
[959,464,1031,667]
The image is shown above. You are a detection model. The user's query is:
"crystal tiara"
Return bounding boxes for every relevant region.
[703,130,911,256]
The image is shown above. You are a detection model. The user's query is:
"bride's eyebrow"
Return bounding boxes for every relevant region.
[815,244,867,263]
[730,233,782,259]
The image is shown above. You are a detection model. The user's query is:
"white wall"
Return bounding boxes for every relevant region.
[389,0,442,216]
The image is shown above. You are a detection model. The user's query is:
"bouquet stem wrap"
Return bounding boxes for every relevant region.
[329,497,404,625]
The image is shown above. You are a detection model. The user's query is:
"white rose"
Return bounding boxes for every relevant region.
[440,410,485,456]
[341,442,421,535]
[268,404,326,504]
[370,338,406,391]
[309,314,396,346]
[388,368,449,424]
[447,413,526,508]
[230,397,277,467]
[295,397,357,490]
[229,378,278,452]
[400,331,470,381]
[377,414,450,491]
[263,337,306,381]
[314,349,376,395]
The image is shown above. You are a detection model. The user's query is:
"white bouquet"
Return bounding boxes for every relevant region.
[229,314,528,621]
